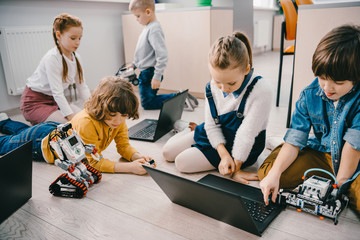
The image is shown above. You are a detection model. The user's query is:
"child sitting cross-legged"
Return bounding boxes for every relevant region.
[162,32,272,184]
[258,25,360,216]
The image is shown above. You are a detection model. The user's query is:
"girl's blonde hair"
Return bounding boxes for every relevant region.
[53,13,84,83]
[129,0,155,11]
[84,76,139,121]
[209,32,252,71]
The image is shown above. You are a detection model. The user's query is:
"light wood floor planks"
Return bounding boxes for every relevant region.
[1,52,359,239]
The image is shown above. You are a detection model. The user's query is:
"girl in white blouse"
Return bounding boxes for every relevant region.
[20,13,90,125]
[162,32,272,184]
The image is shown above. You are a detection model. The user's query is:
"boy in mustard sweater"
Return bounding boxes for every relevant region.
[0,76,155,174]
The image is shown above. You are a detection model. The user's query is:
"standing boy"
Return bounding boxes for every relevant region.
[129,0,197,110]
[258,25,360,215]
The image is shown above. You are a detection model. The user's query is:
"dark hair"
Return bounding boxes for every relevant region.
[84,76,139,121]
[209,32,252,71]
[312,24,360,84]
[53,13,84,83]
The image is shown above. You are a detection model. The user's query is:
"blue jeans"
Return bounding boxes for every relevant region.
[139,67,176,110]
[0,119,59,161]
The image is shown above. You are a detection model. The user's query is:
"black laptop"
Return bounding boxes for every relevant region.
[0,141,32,224]
[128,89,188,142]
[143,166,285,236]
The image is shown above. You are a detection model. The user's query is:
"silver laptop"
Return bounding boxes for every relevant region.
[128,90,188,142]
[143,166,285,236]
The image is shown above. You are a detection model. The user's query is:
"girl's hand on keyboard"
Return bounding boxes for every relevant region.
[232,169,259,184]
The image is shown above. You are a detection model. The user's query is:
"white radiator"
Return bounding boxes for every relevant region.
[0,26,53,95]
[254,19,271,49]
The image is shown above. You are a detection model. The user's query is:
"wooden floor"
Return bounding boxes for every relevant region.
[1,52,359,239]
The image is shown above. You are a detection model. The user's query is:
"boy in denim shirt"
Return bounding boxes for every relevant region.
[128,0,177,110]
[258,25,360,215]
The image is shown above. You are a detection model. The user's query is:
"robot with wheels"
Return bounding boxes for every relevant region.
[48,123,102,198]
[115,64,139,86]
[278,168,349,225]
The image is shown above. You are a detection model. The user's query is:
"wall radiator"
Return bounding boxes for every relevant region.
[254,19,271,49]
[0,26,53,95]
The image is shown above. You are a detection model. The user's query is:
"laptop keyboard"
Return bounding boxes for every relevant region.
[242,198,277,223]
[131,124,156,139]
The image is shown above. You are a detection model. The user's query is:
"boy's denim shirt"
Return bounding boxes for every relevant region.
[284,78,360,192]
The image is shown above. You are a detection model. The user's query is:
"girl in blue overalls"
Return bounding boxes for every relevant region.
[162,32,273,184]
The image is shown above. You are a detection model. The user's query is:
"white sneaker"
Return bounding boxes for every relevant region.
[173,120,190,133]
[0,113,9,122]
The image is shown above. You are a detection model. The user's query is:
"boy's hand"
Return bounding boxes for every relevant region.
[151,79,161,89]
[129,159,148,175]
[259,172,280,205]
[131,153,156,168]
[232,170,259,184]
[218,155,235,175]
[125,63,135,69]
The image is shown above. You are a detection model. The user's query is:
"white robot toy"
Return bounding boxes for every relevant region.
[48,123,102,198]
[115,64,139,86]
[278,168,349,225]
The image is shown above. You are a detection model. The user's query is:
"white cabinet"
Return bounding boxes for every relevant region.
[122,8,233,96]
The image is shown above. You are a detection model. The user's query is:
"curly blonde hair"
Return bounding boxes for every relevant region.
[84,76,139,121]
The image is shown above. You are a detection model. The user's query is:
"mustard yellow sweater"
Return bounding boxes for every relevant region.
[41,110,138,173]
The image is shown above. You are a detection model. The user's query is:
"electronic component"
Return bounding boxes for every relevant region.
[115,66,139,86]
[278,168,348,225]
[48,123,102,198]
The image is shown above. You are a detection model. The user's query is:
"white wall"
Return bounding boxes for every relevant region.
[158,0,254,50]
[157,0,233,7]
[0,0,129,112]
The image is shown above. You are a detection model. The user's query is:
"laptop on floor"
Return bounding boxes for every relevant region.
[128,89,188,142]
[0,141,32,224]
[143,166,285,236]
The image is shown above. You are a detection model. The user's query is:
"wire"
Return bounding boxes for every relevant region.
[304,168,337,185]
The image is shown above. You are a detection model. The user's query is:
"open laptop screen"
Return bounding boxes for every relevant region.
[0,141,32,224]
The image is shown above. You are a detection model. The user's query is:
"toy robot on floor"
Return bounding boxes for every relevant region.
[48,123,102,198]
[278,168,349,225]
[115,64,139,86]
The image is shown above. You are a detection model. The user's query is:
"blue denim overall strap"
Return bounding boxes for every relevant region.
[205,82,220,124]
[205,68,254,123]
[193,76,265,168]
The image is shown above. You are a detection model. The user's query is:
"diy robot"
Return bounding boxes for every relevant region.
[48,123,102,198]
[115,65,139,86]
[278,168,349,225]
